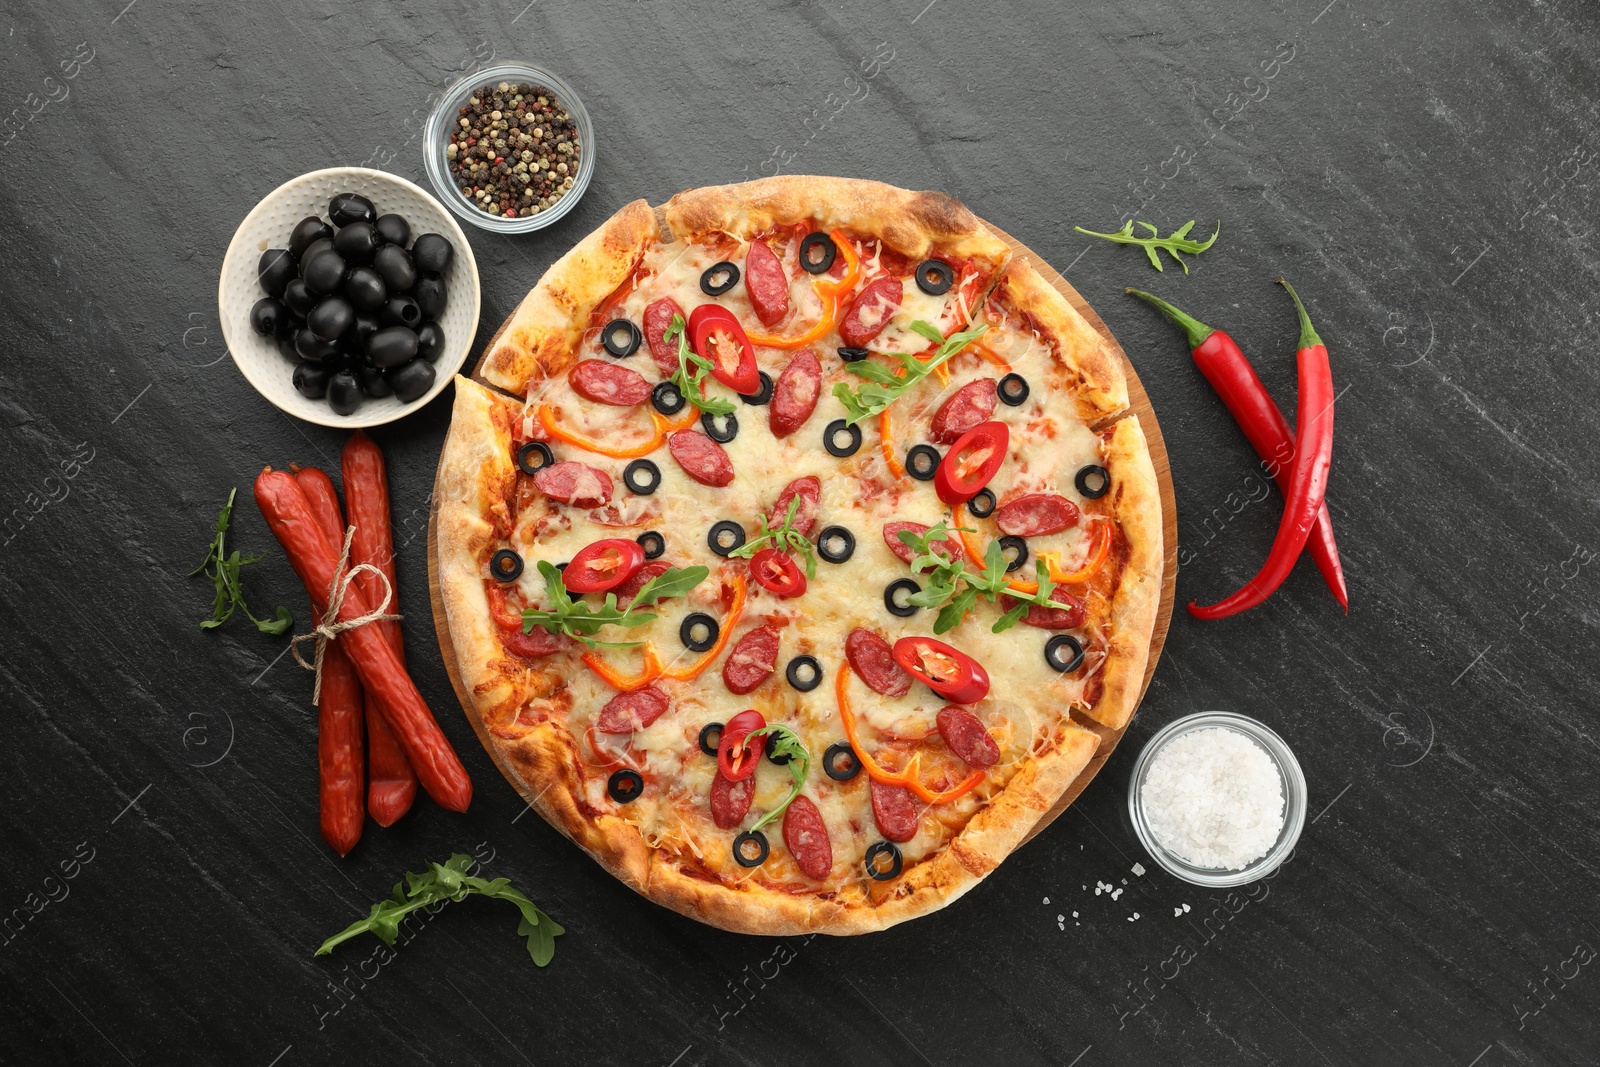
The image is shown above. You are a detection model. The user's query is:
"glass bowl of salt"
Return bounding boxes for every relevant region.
[1127,712,1306,887]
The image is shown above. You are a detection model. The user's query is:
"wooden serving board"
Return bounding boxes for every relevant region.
[425,216,1178,853]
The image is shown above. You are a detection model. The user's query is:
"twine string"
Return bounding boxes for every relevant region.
[292,526,402,702]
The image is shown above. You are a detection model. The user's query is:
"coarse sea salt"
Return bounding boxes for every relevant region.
[1142,727,1284,870]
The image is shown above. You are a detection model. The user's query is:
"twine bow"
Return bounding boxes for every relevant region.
[292,526,402,703]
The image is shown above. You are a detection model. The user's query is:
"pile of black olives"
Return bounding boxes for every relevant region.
[251,191,455,416]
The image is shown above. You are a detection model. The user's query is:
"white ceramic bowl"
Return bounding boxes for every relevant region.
[218,167,481,428]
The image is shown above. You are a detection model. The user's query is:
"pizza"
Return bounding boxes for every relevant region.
[434,176,1163,935]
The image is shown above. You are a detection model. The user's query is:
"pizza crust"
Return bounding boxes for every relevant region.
[992,257,1129,423]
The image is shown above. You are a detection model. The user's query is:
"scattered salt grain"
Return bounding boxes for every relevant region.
[1142,727,1284,870]
[1131,863,1145,876]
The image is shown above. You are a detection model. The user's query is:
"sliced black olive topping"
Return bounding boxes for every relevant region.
[708,520,746,556]
[555,561,569,572]
[885,577,921,617]
[651,380,686,416]
[998,373,1030,407]
[999,535,1030,573]
[824,419,863,458]
[1045,634,1086,673]
[914,258,954,296]
[786,655,823,692]
[607,768,644,804]
[602,318,642,358]
[765,732,793,765]
[836,346,870,363]
[680,612,720,653]
[516,440,554,476]
[698,722,724,757]
[865,840,903,881]
[701,410,739,443]
[700,261,740,296]
[733,829,770,868]
[798,232,837,275]
[905,444,942,481]
[967,487,997,518]
[739,371,774,406]
[490,549,524,583]
[823,741,861,782]
[1076,464,1111,499]
[635,530,666,559]
[817,525,856,564]
[623,459,661,495]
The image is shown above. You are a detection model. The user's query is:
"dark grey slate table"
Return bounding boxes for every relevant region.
[3,1,1597,1064]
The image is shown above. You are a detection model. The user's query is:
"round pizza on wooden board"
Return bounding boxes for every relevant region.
[430,176,1174,935]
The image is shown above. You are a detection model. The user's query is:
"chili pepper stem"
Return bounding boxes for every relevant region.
[1125,288,1215,350]
[1275,277,1325,351]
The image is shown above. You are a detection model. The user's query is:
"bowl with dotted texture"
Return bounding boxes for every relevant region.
[217,166,481,428]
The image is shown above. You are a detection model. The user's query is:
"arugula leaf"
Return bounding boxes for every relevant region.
[728,495,818,579]
[315,854,564,967]
[521,560,708,648]
[831,320,989,425]
[743,725,811,833]
[189,488,293,636]
[1073,219,1221,274]
[898,521,1064,635]
[663,314,737,417]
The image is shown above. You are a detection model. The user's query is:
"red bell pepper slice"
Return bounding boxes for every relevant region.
[891,637,990,704]
[717,709,767,782]
[564,538,646,594]
[688,304,760,395]
[933,421,1010,506]
[748,548,806,599]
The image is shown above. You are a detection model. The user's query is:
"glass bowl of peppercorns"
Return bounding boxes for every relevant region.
[424,62,595,234]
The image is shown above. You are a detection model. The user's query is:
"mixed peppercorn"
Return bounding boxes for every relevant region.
[446,80,580,219]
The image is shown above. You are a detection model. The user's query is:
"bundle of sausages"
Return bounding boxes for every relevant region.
[255,432,471,855]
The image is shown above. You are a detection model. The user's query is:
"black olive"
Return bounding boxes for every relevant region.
[798,232,837,275]
[607,768,644,804]
[700,410,738,443]
[275,331,300,361]
[342,266,388,313]
[555,562,568,573]
[516,440,554,476]
[837,346,869,363]
[635,531,665,559]
[328,191,377,227]
[707,520,746,556]
[1045,634,1086,673]
[490,548,524,582]
[351,313,382,346]
[906,444,942,481]
[1076,464,1110,499]
[411,232,455,274]
[698,722,724,757]
[334,221,379,265]
[295,328,339,363]
[257,248,296,297]
[384,295,423,329]
[414,321,446,363]
[764,732,792,765]
[885,578,921,617]
[413,275,448,321]
[999,535,1029,573]
[680,612,720,653]
[360,362,392,397]
[601,318,641,358]
[998,373,1030,407]
[296,238,334,276]
[700,261,740,295]
[389,358,436,403]
[623,459,661,495]
[250,297,285,337]
[651,380,685,416]
[967,487,997,518]
[367,326,419,368]
[786,655,823,693]
[374,213,410,247]
[292,361,331,399]
[914,258,954,296]
[733,830,769,868]
[283,278,316,318]
[817,525,855,564]
[823,741,861,782]
[289,216,333,258]
[327,369,363,416]
[739,371,774,406]
[824,419,862,457]
[373,244,418,292]
[308,297,355,342]
[865,841,903,880]
[302,250,347,296]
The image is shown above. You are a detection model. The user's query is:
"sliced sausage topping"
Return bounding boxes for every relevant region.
[782,795,833,880]
[643,297,687,376]
[595,686,670,733]
[768,349,822,438]
[999,585,1087,630]
[767,476,821,537]
[667,430,735,487]
[722,625,780,695]
[870,779,920,842]
[994,493,1080,537]
[568,360,652,407]
[710,770,756,829]
[845,627,912,697]
[532,461,614,508]
[882,521,962,565]
[929,377,997,444]
[744,240,790,327]
[838,276,903,348]
[937,705,1000,767]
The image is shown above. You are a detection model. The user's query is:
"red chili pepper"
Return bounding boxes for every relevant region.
[564,538,646,595]
[933,421,1010,506]
[717,709,767,782]
[748,548,806,598]
[891,637,990,704]
[1182,279,1337,619]
[688,304,760,394]
[1127,287,1347,612]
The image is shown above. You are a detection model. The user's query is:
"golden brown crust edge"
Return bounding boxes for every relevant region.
[997,257,1130,423]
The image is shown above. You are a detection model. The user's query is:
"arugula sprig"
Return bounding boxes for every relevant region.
[832,319,989,425]
[662,313,737,417]
[521,560,707,649]
[743,725,811,833]
[315,854,564,967]
[190,488,292,636]
[898,521,1059,635]
[1073,219,1220,274]
[727,495,818,579]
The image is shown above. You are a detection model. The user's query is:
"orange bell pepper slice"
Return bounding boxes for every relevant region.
[879,407,905,478]
[835,663,985,805]
[746,230,861,349]
[660,575,748,681]
[537,405,697,459]
[951,503,1113,594]
[581,642,664,691]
